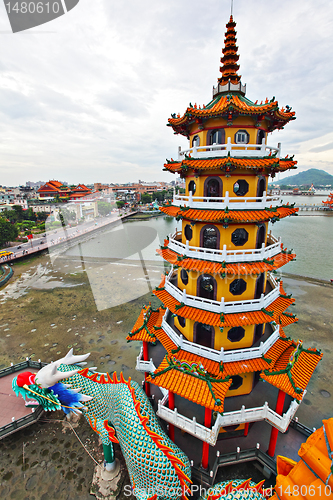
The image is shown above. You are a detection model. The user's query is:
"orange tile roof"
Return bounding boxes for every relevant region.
[168,94,296,136]
[158,246,296,275]
[260,343,322,400]
[153,276,297,327]
[160,204,298,224]
[164,157,297,174]
[147,355,232,412]
[127,304,164,343]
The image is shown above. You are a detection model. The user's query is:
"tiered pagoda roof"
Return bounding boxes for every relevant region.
[159,204,298,224]
[219,16,240,85]
[158,245,296,275]
[164,156,297,175]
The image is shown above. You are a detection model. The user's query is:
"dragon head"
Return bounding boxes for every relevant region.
[12,349,93,414]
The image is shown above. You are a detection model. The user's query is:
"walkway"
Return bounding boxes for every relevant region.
[0,211,137,265]
[0,360,46,439]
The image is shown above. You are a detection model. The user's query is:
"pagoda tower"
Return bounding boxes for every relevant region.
[128,16,322,469]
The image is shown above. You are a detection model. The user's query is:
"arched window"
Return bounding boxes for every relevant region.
[194,323,215,348]
[207,129,225,145]
[254,273,265,299]
[197,274,217,300]
[256,224,266,249]
[181,269,188,285]
[204,177,223,199]
[256,129,265,145]
[200,225,220,249]
[192,135,200,147]
[177,316,186,328]
[184,224,193,241]
[235,130,249,144]
[256,177,266,199]
[188,180,196,194]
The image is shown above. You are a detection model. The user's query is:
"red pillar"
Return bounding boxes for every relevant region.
[202,408,212,469]
[244,422,250,437]
[169,391,175,441]
[142,341,150,397]
[268,390,286,457]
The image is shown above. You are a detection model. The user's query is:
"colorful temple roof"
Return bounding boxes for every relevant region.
[147,354,232,412]
[168,94,296,136]
[260,341,322,400]
[163,156,297,174]
[159,204,298,224]
[158,246,296,276]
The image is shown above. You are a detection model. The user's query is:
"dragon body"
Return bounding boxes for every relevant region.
[13,350,191,500]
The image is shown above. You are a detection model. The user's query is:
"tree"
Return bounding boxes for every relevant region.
[36,212,49,222]
[116,200,125,209]
[141,193,152,204]
[59,208,76,226]
[97,201,112,216]
[0,218,19,247]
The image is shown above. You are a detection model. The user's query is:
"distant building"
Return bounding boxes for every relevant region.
[37,181,92,201]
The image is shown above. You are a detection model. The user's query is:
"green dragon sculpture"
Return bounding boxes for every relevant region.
[12,349,192,500]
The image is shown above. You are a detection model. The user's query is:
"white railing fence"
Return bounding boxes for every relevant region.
[157,397,301,446]
[167,230,282,264]
[178,137,281,161]
[162,311,280,363]
[173,190,281,210]
[164,269,280,314]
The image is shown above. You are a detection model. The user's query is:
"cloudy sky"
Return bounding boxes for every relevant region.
[0,0,332,186]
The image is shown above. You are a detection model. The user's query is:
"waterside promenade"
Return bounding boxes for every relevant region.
[0,210,137,265]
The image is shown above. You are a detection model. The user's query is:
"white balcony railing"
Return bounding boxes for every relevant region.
[136,347,156,373]
[178,137,281,161]
[167,230,282,264]
[162,311,280,363]
[136,348,168,397]
[173,190,281,210]
[157,396,301,446]
[164,269,280,315]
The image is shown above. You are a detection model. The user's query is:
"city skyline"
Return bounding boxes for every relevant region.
[0,0,332,185]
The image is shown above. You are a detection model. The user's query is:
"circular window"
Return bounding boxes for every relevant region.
[181,269,188,285]
[235,130,249,144]
[177,316,186,328]
[233,179,249,196]
[231,228,248,246]
[229,279,247,296]
[192,135,200,147]
[184,224,192,241]
[227,326,245,342]
[188,180,196,194]
[229,375,243,391]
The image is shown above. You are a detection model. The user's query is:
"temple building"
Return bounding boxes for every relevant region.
[128,16,322,469]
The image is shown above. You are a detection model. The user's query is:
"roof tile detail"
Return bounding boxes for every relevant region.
[159,205,298,224]
[164,157,297,174]
[158,246,295,275]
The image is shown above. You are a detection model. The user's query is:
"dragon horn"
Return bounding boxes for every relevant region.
[54,349,90,367]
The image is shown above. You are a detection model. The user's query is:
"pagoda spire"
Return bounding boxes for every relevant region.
[218,15,241,86]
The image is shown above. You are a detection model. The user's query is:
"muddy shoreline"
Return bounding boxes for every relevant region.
[0,253,332,498]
